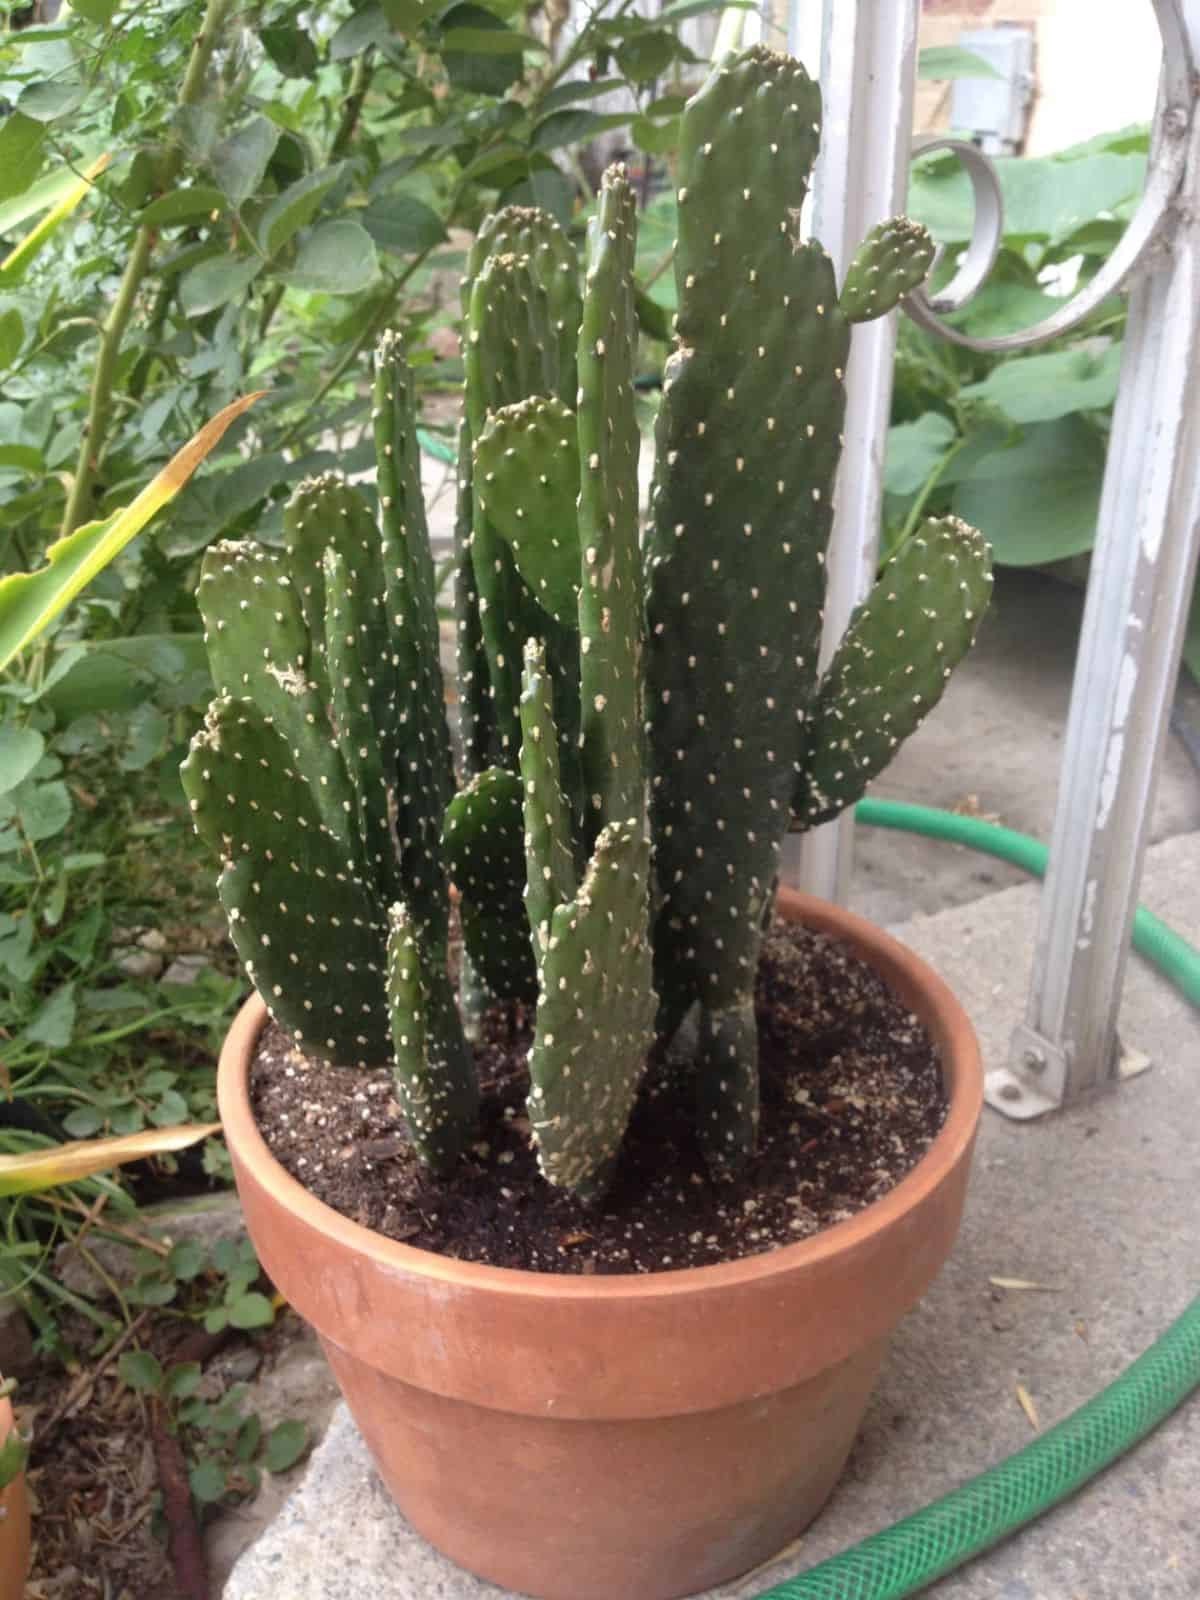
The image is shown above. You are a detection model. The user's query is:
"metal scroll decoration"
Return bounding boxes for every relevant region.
[902,0,1194,355]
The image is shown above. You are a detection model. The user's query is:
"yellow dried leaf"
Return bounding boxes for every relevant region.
[989,1277,1059,1292]
[1015,1382,1040,1431]
[0,1123,221,1196]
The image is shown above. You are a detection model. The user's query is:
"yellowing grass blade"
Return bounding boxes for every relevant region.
[0,391,264,670]
[0,152,112,285]
[0,1123,221,1197]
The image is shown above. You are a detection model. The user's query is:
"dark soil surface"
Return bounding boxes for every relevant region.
[250,919,948,1274]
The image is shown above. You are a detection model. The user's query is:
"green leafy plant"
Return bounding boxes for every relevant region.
[879,124,1200,676]
[181,45,992,1199]
[116,1235,307,1507]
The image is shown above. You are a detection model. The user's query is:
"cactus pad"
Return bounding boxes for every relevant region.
[386,901,478,1172]
[645,46,848,1167]
[527,818,657,1198]
[441,766,536,1000]
[473,396,581,627]
[794,517,994,828]
[577,165,645,840]
[840,215,935,324]
[283,473,378,703]
[197,539,355,850]
[519,637,578,964]
[181,696,390,1064]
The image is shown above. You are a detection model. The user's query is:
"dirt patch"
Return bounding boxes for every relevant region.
[250,919,948,1275]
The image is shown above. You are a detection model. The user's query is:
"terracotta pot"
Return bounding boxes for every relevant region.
[218,889,982,1600]
[0,1394,30,1598]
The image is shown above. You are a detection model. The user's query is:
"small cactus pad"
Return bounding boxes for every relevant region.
[386,901,478,1173]
[197,539,355,851]
[577,165,645,840]
[794,517,993,828]
[519,637,578,964]
[839,215,935,324]
[464,205,580,390]
[527,818,656,1198]
[473,396,581,627]
[646,47,847,1167]
[441,766,536,1001]
[181,697,390,1064]
[283,473,378,703]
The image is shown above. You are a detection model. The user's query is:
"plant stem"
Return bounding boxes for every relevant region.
[272,217,460,454]
[257,51,376,344]
[59,0,236,537]
[331,49,375,160]
[888,432,969,565]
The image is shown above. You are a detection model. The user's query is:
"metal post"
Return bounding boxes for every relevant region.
[783,0,921,902]
[993,12,1200,1118]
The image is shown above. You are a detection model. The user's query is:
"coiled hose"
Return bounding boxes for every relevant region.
[753,798,1200,1599]
[415,427,1200,1597]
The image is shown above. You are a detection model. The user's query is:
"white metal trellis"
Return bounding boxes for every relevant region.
[790,0,1200,1119]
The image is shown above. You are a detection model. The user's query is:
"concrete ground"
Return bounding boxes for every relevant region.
[215,523,1200,1596]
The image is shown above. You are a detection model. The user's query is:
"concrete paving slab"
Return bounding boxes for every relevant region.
[222,831,1200,1600]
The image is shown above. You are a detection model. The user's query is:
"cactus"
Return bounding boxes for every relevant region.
[519,638,578,960]
[473,396,581,627]
[645,48,845,1169]
[577,168,646,843]
[441,766,536,1001]
[186,46,987,1204]
[840,215,935,324]
[794,518,993,828]
[645,47,966,1174]
[181,695,391,1064]
[525,818,657,1199]
[386,901,476,1172]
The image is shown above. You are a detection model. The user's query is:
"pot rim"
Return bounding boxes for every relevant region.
[217,887,982,1306]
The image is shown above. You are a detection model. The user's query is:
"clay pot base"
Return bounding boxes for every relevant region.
[218,890,983,1600]
[248,918,948,1275]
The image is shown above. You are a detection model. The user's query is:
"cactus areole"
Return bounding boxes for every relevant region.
[186,47,990,1203]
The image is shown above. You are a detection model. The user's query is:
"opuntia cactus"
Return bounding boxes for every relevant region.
[185,46,991,1201]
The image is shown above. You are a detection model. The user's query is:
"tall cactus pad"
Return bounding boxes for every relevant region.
[577,166,645,839]
[474,397,581,627]
[466,252,575,762]
[453,421,495,775]
[197,540,355,850]
[458,208,582,771]
[840,215,935,324]
[646,47,848,1167]
[519,637,577,965]
[386,901,478,1172]
[324,550,404,908]
[441,767,536,1001]
[528,819,656,1198]
[795,517,994,828]
[372,331,458,956]
[181,697,390,1064]
[374,330,456,822]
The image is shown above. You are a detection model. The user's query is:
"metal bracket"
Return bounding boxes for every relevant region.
[988,1025,1152,1121]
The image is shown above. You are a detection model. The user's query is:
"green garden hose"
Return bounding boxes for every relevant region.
[414,424,1200,1596]
[753,798,1200,1599]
